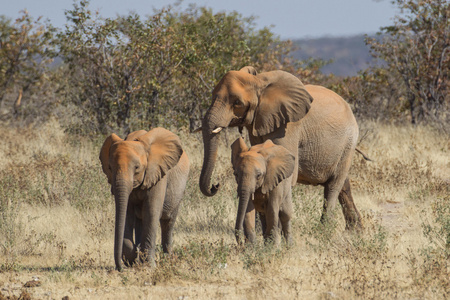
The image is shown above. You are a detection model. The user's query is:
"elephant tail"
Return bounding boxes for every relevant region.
[355,147,373,162]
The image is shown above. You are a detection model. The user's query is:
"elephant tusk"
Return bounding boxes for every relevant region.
[212,127,223,134]
[252,193,254,201]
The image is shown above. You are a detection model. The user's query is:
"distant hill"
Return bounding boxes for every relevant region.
[291,35,375,76]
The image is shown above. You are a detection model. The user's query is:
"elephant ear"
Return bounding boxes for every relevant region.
[258,141,295,194]
[99,133,123,185]
[231,137,249,169]
[239,66,258,76]
[253,71,313,136]
[125,130,148,141]
[137,128,183,189]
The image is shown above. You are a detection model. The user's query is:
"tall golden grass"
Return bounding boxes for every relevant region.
[0,119,448,299]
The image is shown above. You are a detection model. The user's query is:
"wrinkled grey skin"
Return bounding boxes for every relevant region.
[100,128,190,271]
[231,138,295,245]
[200,66,362,242]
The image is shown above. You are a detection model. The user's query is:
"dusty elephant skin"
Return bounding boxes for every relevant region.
[200,66,362,242]
[231,137,295,245]
[99,128,190,271]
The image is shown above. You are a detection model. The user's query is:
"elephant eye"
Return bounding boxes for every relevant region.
[233,100,242,107]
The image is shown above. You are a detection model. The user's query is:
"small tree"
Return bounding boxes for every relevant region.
[0,11,55,111]
[366,0,449,124]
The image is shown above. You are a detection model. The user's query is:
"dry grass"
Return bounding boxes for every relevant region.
[0,119,448,299]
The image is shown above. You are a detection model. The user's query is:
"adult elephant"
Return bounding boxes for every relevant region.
[200,66,362,242]
[100,128,190,271]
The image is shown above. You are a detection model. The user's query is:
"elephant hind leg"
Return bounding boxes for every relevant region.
[338,178,363,230]
[321,177,362,230]
[135,217,142,246]
[320,181,342,225]
[258,212,267,236]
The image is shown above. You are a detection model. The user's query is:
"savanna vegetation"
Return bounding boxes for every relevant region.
[0,0,448,299]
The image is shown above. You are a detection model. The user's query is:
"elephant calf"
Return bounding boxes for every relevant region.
[231,137,295,245]
[99,128,190,271]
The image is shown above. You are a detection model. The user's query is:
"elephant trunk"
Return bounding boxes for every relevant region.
[199,107,227,197]
[235,183,252,244]
[113,180,132,271]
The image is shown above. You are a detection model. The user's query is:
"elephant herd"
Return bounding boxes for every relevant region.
[99,66,363,271]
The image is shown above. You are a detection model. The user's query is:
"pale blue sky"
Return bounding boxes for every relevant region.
[1,0,398,39]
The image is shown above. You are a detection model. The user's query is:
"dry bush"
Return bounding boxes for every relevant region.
[0,120,113,271]
[0,120,449,299]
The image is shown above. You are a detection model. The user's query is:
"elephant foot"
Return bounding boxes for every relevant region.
[344,214,363,231]
[281,225,293,246]
[263,229,281,247]
[282,235,293,248]
[235,229,255,246]
[235,229,243,245]
[139,249,157,268]
[116,264,124,272]
[245,231,256,244]
[123,259,134,268]
[264,237,281,248]
[319,212,335,227]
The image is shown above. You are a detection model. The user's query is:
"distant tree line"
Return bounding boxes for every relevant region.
[0,0,448,134]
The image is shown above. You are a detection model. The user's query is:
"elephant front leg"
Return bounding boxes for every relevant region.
[264,191,282,246]
[123,205,138,266]
[243,200,256,243]
[140,213,159,267]
[140,184,166,267]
